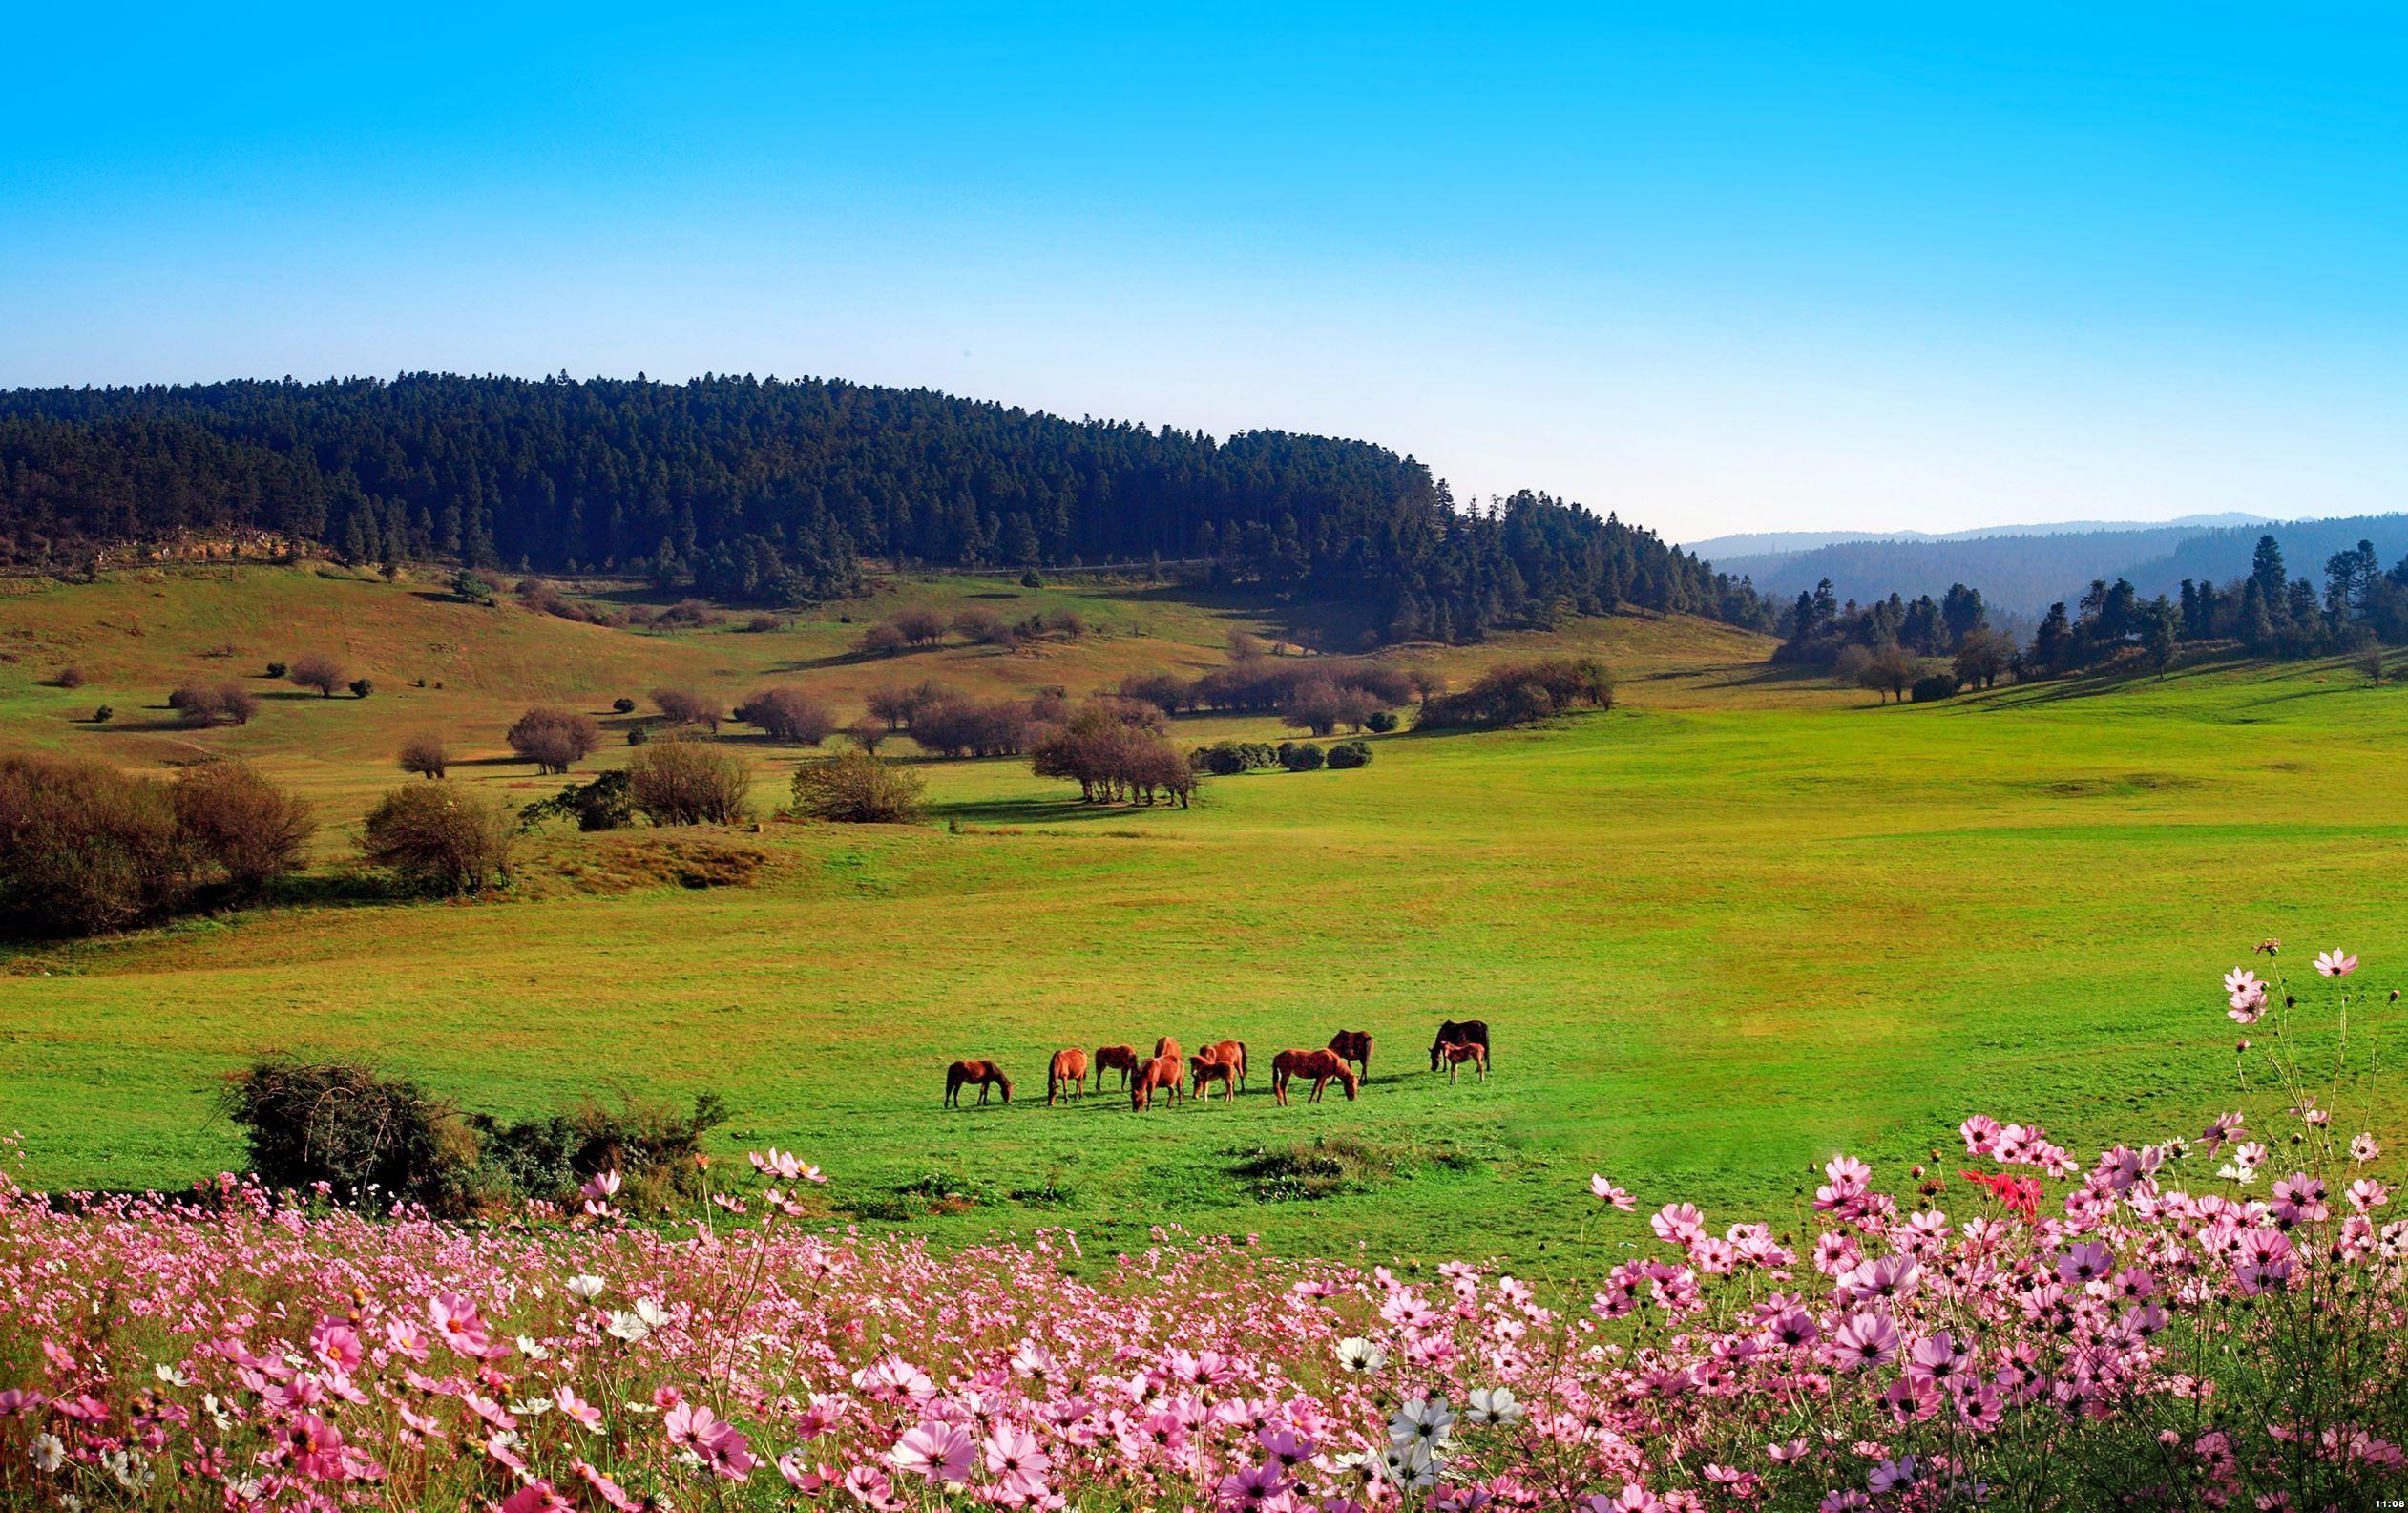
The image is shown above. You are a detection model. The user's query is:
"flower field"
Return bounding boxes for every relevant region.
[6,951,2408,1508]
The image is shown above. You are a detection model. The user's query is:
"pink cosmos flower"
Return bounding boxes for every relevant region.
[844,1464,896,1507]
[427,1292,490,1355]
[983,1423,1052,1500]
[576,1460,639,1511]
[285,1413,350,1481]
[704,1425,756,1481]
[1831,1311,1900,1370]
[2315,949,2359,977]
[1589,1174,1636,1211]
[891,1419,976,1484]
[553,1384,603,1431]
[500,1483,573,1513]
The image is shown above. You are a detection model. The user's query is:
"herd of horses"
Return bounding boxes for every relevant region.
[941,1019,1492,1110]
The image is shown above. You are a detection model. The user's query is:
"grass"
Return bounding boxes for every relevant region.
[3,564,2404,1276]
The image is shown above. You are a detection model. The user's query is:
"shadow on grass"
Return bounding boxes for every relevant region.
[929,795,1155,827]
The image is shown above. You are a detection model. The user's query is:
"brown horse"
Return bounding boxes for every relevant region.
[1047,1048,1091,1104]
[1437,1041,1487,1083]
[1132,1052,1186,1111]
[1094,1044,1141,1090]
[1200,1040,1249,1090]
[1272,1048,1361,1106]
[1154,1035,1182,1063]
[1188,1053,1235,1101]
[1326,1030,1373,1080]
[944,1060,1013,1107]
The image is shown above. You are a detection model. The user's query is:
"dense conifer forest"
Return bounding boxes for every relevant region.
[0,373,1771,642]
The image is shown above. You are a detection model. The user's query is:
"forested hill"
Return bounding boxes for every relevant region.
[0,373,1769,643]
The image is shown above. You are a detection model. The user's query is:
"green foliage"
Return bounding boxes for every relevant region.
[1417,656,1615,729]
[1327,739,1373,768]
[1364,709,1398,733]
[1910,673,1959,703]
[1231,1136,1475,1202]
[520,769,635,831]
[359,782,516,893]
[626,738,753,826]
[1279,741,1326,771]
[220,1060,477,1209]
[789,749,926,824]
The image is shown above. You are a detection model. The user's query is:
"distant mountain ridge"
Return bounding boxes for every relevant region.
[1714,513,2408,618]
[1681,513,2270,561]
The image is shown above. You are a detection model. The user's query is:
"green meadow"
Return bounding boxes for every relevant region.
[2,565,2401,1273]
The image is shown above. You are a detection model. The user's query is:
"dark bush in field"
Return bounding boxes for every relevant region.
[1191,741,1279,775]
[733,686,837,745]
[508,706,602,774]
[264,661,288,679]
[91,705,113,723]
[360,782,517,893]
[169,682,258,726]
[172,761,316,896]
[1416,656,1615,729]
[471,1093,730,1210]
[1365,709,1398,733]
[520,768,635,831]
[612,697,637,714]
[627,738,753,826]
[788,749,927,823]
[1911,673,1961,704]
[397,732,449,779]
[348,678,374,699]
[1327,739,1373,769]
[286,653,348,697]
[53,664,85,689]
[743,612,784,633]
[221,1060,478,1209]
[1280,741,1327,771]
[650,686,723,730]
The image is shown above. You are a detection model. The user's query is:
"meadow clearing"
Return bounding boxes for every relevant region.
[1,563,2400,1272]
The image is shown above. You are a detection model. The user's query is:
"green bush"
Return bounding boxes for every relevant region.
[628,738,754,826]
[520,769,635,831]
[789,749,926,823]
[1911,673,1960,704]
[1281,742,1326,772]
[221,1060,478,1209]
[1364,709,1398,733]
[1327,739,1372,769]
[360,782,516,893]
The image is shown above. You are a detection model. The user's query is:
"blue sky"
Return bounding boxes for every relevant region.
[5,4,2404,540]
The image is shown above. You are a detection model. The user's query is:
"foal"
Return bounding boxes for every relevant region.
[1188,1053,1235,1101]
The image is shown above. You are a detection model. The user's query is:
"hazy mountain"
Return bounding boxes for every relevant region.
[1682,512,2269,562]
[1715,513,2408,618]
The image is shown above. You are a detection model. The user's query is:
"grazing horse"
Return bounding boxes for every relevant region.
[1438,1041,1487,1083]
[1132,1052,1186,1111]
[1189,1053,1235,1100]
[1047,1048,1091,1105]
[1200,1040,1249,1090]
[1094,1044,1141,1090]
[1154,1035,1182,1063]
[1326,1030,1373,1081]
[944,1060,1013,1107]
[1272,1048,1361,1106]
[1431,1019,1492,1074]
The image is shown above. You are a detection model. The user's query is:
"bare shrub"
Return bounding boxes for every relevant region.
[857,621,909,657]
[650,686,723,731]
[53,664,85,689]
[733,686,837,745]
[0,753,192,936]
[1417,657,1615,729]
[788,749,926,824]
[953,608,1018,647]
[169,682,259,726]
[911,694,1033,758]
[1117,671,1193,714]
[507,706,601,774]
[360,782,517,893]
[287,653,348,697]
[846,716,889,752]
[171,760,317,896]
[627,738,754,826]
[890,607,950,645]
[398,733,449,779]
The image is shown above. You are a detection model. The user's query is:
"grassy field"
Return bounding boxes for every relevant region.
[3,564,2402,1274]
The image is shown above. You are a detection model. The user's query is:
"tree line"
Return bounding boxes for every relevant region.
[0,372,1772,643]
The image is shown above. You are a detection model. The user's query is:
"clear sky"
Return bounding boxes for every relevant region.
[5,4,2404,541]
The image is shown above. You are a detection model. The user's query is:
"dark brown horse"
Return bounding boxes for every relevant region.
[1437,1041,1487,1083]
[944,1060,1013,1107]
[1273,1048,1361,1105]
[1326,1030,1372,1080]
[1047,1048,1091,1104]
[1189,1053,1235,1101]
[1430,1019,1491,1073]
[1132,1052,1185,1111]
[1094,1044,1141,1090]
[1200,1040,1248,1090]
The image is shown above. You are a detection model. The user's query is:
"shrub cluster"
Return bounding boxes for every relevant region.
[397,732,449,778]
[855,604,1088,657]
[0,755,316,936]
[285,653,348,697]
[788,748,926,824]
[732,685,837,745]
[650,686,723,730]
[519,769,635,831]
[220,1058,728,1214]
[1030,703,1196,806]
[1190,741,1284,776]
[168,682,259,726]
[1416,655,1614,728]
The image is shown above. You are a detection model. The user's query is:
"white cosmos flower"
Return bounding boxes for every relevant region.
[515,1336,549,1360]
[634,1297,671,1327]
[1382,1441,1437,1488]
[605,1312,651,1342]
[1334,1336,1386,1374]
[153,1363,193,1388]
[1389,1395,1455,1451]
[507,1397,552,1418]
[1466,1386,1523,1425]
[565,1274,606,1300]
[31,1433,66,1475]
